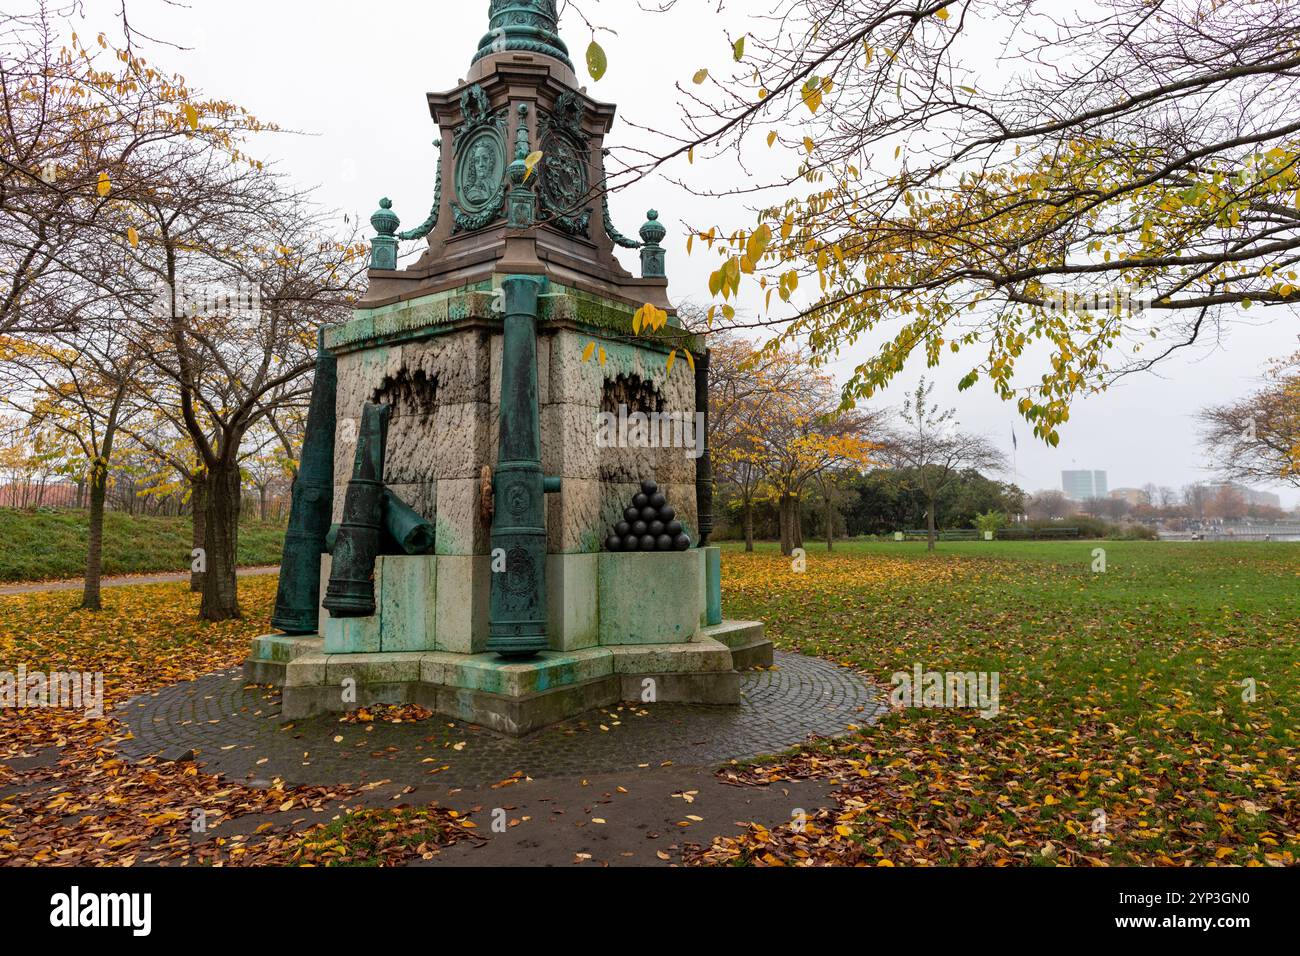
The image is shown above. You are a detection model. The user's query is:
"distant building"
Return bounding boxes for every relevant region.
[0,479,79,508]
[1206,481,1282,510]
[1110,487,1147,507]
[1062,469,1108,501]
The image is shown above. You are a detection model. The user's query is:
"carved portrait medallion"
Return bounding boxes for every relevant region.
[451,83,508,233]
[455,131,504,215]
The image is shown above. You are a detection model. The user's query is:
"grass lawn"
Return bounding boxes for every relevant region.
[1,540,1294,866]
[0,508,286,582]
[702,539,1298,866]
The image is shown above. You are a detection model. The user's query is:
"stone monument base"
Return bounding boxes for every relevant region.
[243,622,771,736]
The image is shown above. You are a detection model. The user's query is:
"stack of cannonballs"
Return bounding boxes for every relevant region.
[606,479,691,552]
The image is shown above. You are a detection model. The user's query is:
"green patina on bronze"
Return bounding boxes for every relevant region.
[451,85,508,235]
[324,402,391,618]
[536,91,591,237]
[473,0,572,69]
[369,198,400,271]
[603,188,642,250]
[639,210,667,279]
[398,139,443,242]
[488,275,561,660]
[271,328,337,634]
[506,104,537,228]
[328,283,701,357]
[323,490,435,557]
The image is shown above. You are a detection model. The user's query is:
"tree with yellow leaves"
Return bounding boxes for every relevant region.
[708,333,878,553]
[759,372,879,555]
[0,310,144,609]
[707,332,803,550]
[580,1,1300,445]
[0,2,275,337]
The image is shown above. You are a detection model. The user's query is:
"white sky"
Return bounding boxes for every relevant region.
[64,0,1300,506]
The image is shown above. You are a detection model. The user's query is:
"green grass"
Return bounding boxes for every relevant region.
[290,808,452,866]
[716,539,1299,865]
[0,507,285,582]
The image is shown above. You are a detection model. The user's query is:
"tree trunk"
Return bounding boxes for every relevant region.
[190,475,207,592]
[200,459,242,620]
[778,496,789,555]
[926,497,937,552]
[81,459,108,611]
[258,484,268,521]
[779,493,801,556]
[743,496,755,552]
[824,484,834,551]
[791,494,804,550]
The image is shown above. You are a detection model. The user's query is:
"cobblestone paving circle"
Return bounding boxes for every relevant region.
[119,652,884,789]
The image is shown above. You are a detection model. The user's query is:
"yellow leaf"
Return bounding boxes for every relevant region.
[183,103,198,130]
[96,172,111,197]
[936,7,950,20]
[732,36,745,61]
[597,347,606,367]
[582,341,596,363]
[523,151,544,182]
[586,40,608,82]
[126,226,138,248]
[767,130,777,148]
[684,349,695,372]
[666,349,677,373]
[693,68,709,84]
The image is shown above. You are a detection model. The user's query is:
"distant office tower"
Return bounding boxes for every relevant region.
[1062,469,1109,500]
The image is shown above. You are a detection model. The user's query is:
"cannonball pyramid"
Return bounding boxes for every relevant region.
[605,479,691,552]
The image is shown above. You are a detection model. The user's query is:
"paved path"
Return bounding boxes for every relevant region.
[0,565,279,596]
[116,652,885,865]
[120,652,882,788]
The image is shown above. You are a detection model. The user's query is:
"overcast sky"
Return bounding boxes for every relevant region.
[67,0,1300,506]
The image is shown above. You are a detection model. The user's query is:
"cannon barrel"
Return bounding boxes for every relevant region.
[324,490,435,556]
[487,275,560,660]
[382,488,436,555]
[323,402,390,618]
[271,328,337,634]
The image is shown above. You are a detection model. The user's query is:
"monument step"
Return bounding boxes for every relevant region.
[699,620,765,649]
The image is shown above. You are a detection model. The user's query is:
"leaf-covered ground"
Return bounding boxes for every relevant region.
[0,576,462,866]
[3,541,1296,866]
[687,541,1298,867]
